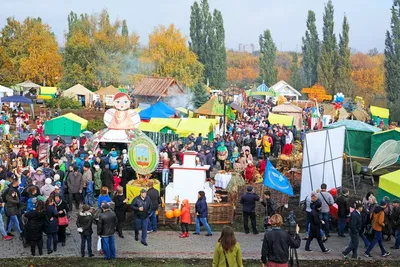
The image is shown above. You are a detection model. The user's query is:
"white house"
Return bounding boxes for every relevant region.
[270,80,302,101]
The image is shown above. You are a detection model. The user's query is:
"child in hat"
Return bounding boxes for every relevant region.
[179,199,191,238]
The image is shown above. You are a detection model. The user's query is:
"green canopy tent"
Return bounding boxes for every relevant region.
[323,120,382,158]
[377,170,400,202]
[45,116,82,138]
[370,128,400,160]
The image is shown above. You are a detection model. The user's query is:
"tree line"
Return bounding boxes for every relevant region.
[0,0,399,118]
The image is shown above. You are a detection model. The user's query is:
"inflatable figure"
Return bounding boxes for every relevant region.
[103,92,140,130]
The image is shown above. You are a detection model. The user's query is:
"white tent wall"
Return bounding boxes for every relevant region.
[300,126,346,201]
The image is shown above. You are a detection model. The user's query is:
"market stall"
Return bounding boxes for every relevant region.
[272,102,302,129]
[377,170,400,202]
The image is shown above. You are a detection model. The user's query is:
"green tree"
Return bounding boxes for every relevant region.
[190,0,226,89]
[258,29,277,86]
[318,0,337,94]
[334,15,353,96]
[192,83,209,108]
[302,10,320,87]
[290,53,302,90]
[122,19,129,37]
[384,0,400,107]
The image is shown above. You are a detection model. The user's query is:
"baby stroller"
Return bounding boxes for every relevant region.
[20,214,29,248]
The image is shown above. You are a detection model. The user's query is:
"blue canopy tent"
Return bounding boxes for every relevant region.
[139,105,172,121]
[1,95,34,118]
[152,101,176,116]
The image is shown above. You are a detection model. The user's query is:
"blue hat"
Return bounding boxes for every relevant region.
[380,200,387,206]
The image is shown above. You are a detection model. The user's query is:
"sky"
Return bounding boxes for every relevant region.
[0,0,393,53]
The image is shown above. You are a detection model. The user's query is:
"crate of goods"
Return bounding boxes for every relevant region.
[158,203,234,225]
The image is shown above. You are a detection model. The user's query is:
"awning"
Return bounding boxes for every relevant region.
[60,113,88,130]
[370,106,389,119]
[230,103,245,114]
[268,113,294,127]
[40,87,57,96]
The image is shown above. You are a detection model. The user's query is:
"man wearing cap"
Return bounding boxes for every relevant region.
[131,188,152,246]
[97,203,117,260]
[364,200,390,258]
[342,201,363,259]
[240,186,260,234]
[390,199,400,249]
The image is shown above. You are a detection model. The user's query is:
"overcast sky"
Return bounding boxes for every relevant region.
[0,0,393,52]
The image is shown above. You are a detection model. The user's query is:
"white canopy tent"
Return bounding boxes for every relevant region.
[0,85,14,97]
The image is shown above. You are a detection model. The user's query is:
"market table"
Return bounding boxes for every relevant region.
[214,173,232,189]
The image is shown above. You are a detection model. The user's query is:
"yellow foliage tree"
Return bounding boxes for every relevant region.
[226,51,258,83]
[144,24,203,88]
[19,19,62,86]
[302,83,332,102]
[351,53,384,105]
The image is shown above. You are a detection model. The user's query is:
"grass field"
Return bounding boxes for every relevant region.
[3,258,400,267]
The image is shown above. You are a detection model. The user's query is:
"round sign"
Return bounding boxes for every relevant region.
[128,135,158,175]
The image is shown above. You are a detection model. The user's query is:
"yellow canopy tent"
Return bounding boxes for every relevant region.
[138,123,176,133]
[149,118,182,129]
[60,113,88,130]
[175,118,217,137]
[371,106,389,126]
[268,113,294,127]
[38,87,57,99]
[176,107,194,118]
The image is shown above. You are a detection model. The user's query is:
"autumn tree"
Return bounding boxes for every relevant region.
[318,0,337,94]
[144,24,203,88]
[334,15,353,96]
[226,51,258,85]
[351,53,384,105]
[60,10,139,90]
[0,17,62,86]
[190,0,226,89]
[302,10,320,87]
[258,29,277,86]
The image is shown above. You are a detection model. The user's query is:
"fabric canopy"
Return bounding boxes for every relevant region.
[175,119,215,137]
[139,105,172,120]
[16,81,40,88]
[370,106,389,119]
[60,113,88,130]
[139,123,175,133]
[1,95,32,103]
[378,170,400,202]
[152,101,176,116]
[324,120,381,158]
[370,128,400,159]
[268,113,294,127]
[95,85,119,95]
[45,117,82,137]
[40,87,57,96]
[0,85,14,94]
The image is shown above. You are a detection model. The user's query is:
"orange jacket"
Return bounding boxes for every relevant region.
[372,208,385,232]
[181,205,191,224]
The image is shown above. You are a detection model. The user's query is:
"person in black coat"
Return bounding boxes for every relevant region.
[147,181,160,233]
[336,190,350,237]
[305,201,330,253]
[76,204,94,257]
[113,186,127,238]
[44,198,58,254]
[131,189,152,246]
[24,200,46,256]
[205,149,214,179]
[342,201,363,259]
[261,214,301,265]
[54,194,69,246]
[101,166,114,193]
[240,186,260,234]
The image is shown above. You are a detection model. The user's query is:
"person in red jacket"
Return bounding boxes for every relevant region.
[244,162,255,184]
[180,199,191,238]
[26,134,34,148]
[258,159,266,177]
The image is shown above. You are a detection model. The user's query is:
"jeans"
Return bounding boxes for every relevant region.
[134,217,149,242]
[7,215,22,233]
[243,211,257,234]
[85,192,94,207]
[81,235,92,256]
[360,232,370,248]
[365,231,387,255]
[0,215,7,237]
[320,212,330,235]
[101,235,116,259]
[46,232,57,251]
[148,211,157,232]
[257,147,262,158]
[343,232,359,258]
[394,230,400,248]
[162,169,169,186]
[338,217,346,235]
[195,217,212,235]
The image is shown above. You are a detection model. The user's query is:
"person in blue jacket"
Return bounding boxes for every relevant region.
[193,191,212,236]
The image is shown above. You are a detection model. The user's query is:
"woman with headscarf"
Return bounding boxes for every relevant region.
[217,142,228,171]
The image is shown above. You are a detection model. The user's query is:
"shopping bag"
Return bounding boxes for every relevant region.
[97,237,102,251]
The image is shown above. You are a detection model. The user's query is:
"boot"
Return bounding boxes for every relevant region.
[179,233,186,238]
[185,232,189,238]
